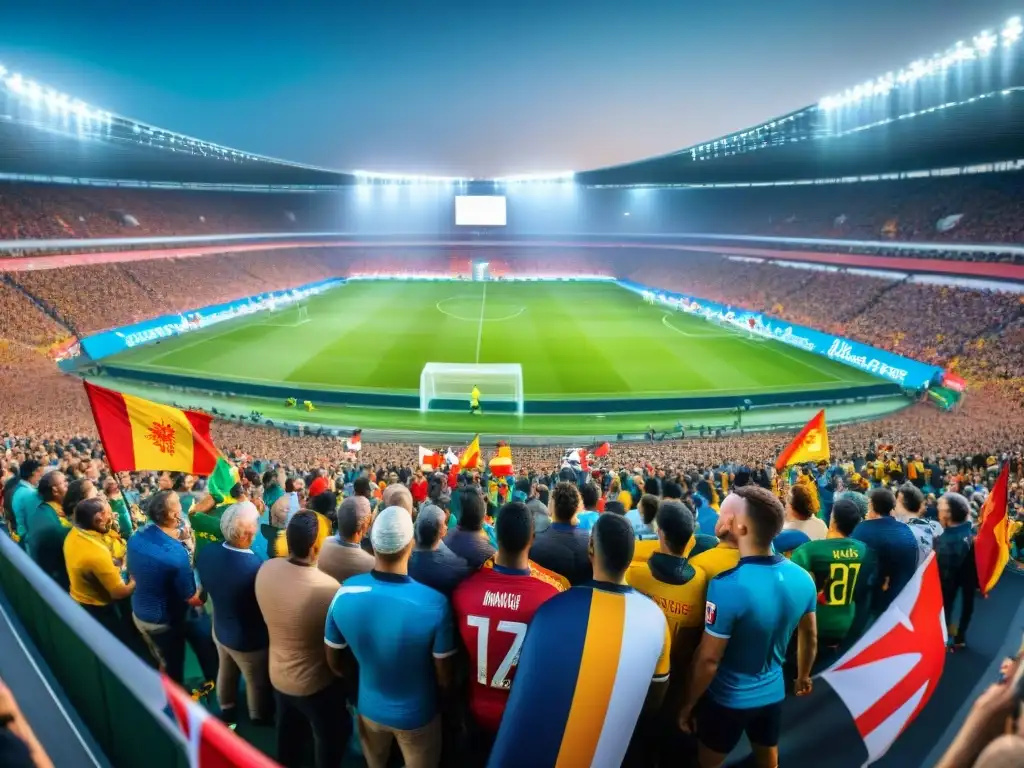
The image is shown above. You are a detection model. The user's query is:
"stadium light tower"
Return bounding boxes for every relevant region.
[974,30,998,56]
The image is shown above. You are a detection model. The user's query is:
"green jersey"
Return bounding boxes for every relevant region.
[790,537,868,640]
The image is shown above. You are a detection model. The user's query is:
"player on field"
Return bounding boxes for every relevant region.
[790,498,869,669]
[679,486,817,768]
[625,499,708,765]
[470,384,481,415]
[452,502,567,764]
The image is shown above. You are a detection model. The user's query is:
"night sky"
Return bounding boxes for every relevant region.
[0,0,1019,176]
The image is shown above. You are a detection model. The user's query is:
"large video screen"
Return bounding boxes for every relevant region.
[455,195,507,226]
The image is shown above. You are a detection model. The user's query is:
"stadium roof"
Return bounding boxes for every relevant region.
[0,16,1021,188]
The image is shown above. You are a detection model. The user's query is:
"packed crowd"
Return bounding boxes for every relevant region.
[2,424,1022,768]
[625,253,1024,372]
[0,183,335,242]
[1,174,1023,254]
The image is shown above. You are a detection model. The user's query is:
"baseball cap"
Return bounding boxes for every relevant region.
[370,506,414,554]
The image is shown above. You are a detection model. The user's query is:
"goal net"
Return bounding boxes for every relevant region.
[420,363,524,415]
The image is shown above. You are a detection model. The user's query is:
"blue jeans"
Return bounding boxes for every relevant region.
[134,608,218,684]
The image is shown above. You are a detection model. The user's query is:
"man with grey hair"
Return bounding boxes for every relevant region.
[937,491,977,651]
[195,500,271,724]
[318,495,374,584]
[409,504,472,595]
[382,483,414,513]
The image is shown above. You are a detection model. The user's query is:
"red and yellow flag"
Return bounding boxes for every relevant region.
[489,442,513,476]
[460,434,481,470]
[775,409,830,471]
[84,382,218,475]
[975,463,1011,597]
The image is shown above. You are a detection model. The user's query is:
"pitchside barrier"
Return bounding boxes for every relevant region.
[0,534,191,768]
[96,364,901,414]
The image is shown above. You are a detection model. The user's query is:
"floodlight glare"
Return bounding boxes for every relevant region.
[975,31,998,56]
[1004,17,1023,45]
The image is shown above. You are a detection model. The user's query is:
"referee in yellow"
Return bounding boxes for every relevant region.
[470,384,481,415]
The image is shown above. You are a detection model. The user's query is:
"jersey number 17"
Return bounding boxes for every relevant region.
[466,616,527,690]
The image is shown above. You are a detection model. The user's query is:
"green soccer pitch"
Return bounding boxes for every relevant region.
[99,280,902,436]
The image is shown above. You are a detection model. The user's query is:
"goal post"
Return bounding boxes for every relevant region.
[420,363,524,415]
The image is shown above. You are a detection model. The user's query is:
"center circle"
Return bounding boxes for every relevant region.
[436,295,528,322]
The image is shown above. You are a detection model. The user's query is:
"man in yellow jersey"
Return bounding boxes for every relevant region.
[470,384,481,415]
[626,499,708,765]
[690,502,742,579]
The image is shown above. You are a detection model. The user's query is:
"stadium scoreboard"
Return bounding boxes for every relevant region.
[455,195,506,226]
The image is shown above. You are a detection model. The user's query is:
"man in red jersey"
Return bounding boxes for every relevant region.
[452,501,567,764]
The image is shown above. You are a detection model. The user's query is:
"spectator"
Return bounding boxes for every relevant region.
[408,504,472,596]
[317,495,374,583]
[690,508,742,579]
[382,482,414,514]
[791,498,870,664]
[529,481,593,585]
[25,471,70,588]
[256,511,345,768]
[325,506,456,768]
[679,486,817,768]
[626,499,708,764]
[128,490,218,685]
[783,483,828,541]
[0,677,53,768]
[452,501,567,761]
[937,492,978,652]
[489,513,669,768]
[194,501,271,725]
[575,482,601,531]
[444,488,496,569]
[516,477,550,534]
[899,483,943,565]
[10,459,43,546]
[851,487,919,615]
[631,493,664,563]
[64,497,135,637]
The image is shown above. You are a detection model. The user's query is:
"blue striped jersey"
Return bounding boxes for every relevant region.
[487,581,670,768]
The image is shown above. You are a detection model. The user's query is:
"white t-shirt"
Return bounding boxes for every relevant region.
[783,516,829,541]
[906,517,943,566]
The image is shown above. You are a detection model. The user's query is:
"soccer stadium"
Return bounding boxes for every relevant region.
[2,9,1024,768]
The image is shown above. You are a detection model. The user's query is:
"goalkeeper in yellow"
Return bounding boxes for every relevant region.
[470,384,481,415]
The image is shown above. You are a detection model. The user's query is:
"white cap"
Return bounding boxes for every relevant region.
[370,506,414,555]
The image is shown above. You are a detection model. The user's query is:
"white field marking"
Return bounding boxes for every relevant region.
[475,284,487,364]
[117,359,868,397]
[660,313,736,339]
[435,295,526,323]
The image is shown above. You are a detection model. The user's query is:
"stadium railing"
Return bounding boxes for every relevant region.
[0,533,191,768]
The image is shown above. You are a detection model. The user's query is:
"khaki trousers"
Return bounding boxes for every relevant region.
[212,628,271,720]
[358,713,442,768]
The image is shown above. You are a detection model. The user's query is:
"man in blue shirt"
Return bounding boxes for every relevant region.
[195,501,270,724]
[936,492,977,651]
[679,486,817,768]
[325,506,456,768]
[127,490,217,685]
[575,482,602,532]
[10,460,43,546]
[851,487,919,616]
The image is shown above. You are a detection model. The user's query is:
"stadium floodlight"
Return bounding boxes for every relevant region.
[975,31,998,56]
[1004,17,1023,46]
[7,73,23,94]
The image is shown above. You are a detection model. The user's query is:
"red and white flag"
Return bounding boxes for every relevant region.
[346,429,362,452]
[818,552,947,764]
[162,675,279,767]
[418,446,443,470]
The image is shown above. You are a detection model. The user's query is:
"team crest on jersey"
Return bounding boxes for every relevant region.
[705,601,717,625]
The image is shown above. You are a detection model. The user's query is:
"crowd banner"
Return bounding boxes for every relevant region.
[618,279,944,390]
[81,278,345,360]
